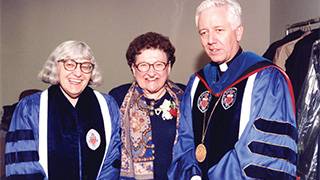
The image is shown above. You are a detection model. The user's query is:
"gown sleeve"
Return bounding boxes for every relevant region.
[168,75,202,180]
[5,93,46,180]
[207,67,297,179]
[97,94,121,180]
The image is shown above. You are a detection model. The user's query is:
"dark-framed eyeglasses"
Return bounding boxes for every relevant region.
[134,61,169,72]
[58,59,94,74]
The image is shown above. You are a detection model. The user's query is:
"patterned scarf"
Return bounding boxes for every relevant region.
[120,80,183,179]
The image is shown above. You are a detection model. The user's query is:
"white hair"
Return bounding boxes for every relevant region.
[38,40,102,86]
[195,0,242,29]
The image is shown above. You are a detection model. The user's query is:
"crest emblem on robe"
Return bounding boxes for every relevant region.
[197,91,212,113]
[86,129,101,150]
[221,87,237,110]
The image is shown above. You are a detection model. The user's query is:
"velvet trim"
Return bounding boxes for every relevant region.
[248,141,297,164]
[5,151,39,164]
[47,85,106,179]
[6,173,45,180]
[244,164,295,180]
[6,130,34,142]
[254,118,298,142]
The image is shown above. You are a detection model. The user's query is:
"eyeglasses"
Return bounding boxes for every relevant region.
[134,61,169,72]
[58,59,94,74]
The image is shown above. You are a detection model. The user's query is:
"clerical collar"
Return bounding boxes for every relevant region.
[218,48,243,72]
[219,63,228,72]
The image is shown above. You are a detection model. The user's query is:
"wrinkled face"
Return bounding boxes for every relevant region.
[132,48,171,95]
[198,6,243,64]
[57,58,92,100]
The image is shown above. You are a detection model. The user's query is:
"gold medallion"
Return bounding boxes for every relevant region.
[195,143,207,163]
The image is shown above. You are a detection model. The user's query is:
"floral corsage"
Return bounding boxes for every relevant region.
[155,99,177,120]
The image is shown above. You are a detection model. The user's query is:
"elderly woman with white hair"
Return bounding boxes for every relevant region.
[5,40,121,180]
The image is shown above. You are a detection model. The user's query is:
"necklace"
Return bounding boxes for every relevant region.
[195,94,222,163]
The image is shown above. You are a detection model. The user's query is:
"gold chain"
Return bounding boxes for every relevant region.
[201,95,222,143]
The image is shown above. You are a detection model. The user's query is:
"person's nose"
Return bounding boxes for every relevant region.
[146,65,156,76]
[207,32,218,45]
[73,64,82,76]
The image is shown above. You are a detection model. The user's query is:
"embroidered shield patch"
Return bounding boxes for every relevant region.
[221,87,237,110]
[86,129,101,150]
[197,91,212,113]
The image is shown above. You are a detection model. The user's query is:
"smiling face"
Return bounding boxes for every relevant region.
[57,57,92,102]
[198,5,243,64]
[132,48,171,98]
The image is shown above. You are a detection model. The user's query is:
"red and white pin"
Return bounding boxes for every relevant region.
[197,91,212,113]
[221,87,237,110]
[86,129,101,150]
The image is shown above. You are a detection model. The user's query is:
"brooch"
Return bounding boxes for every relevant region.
[155,99,177,120]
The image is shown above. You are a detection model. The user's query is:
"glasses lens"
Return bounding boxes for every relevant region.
[81,63,94,73]
[137,63,150,72]
[154,62,167,71]
[64,59,77,71]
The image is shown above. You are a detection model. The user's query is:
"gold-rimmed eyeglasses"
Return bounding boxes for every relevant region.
[58,59,94,74]
[134,61,169,72]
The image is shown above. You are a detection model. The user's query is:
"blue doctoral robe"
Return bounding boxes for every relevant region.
[5,86,121,180]
[168,51,297,180]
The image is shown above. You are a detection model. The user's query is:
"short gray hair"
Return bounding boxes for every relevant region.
[38,40,102,86]
[195,0,242,29]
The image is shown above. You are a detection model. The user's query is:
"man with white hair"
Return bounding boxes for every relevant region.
[169,0,297,179]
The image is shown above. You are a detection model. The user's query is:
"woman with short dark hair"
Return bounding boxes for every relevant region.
[110,32,184,180]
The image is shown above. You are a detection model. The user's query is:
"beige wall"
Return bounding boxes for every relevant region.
[1,0,270,106]
[241,0,270,55]
[270,0,320,42]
